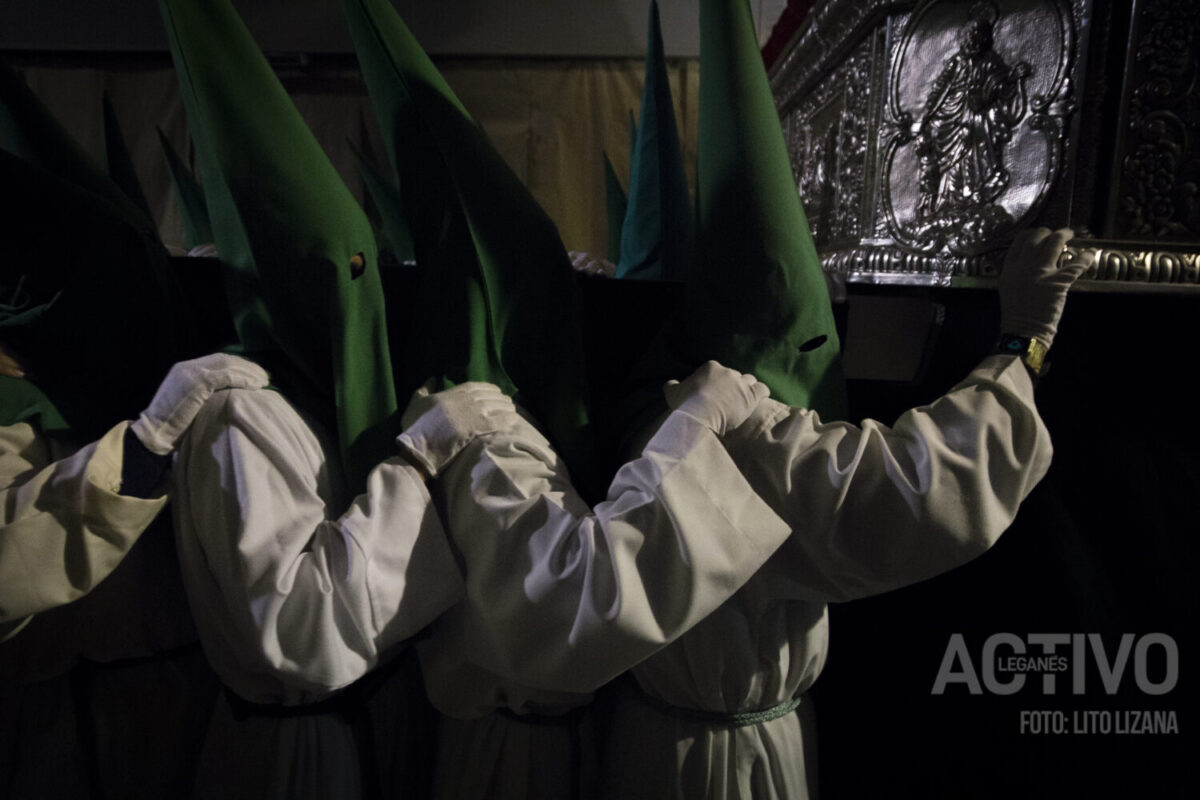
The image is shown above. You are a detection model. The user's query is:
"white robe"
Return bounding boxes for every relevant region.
[0,421,166,639]
[408,408,794,799]
[600,355,1054,799]
[170,387,463,798]
[0,421,211,798]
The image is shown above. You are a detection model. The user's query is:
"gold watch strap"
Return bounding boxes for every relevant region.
[997,334,1050,376]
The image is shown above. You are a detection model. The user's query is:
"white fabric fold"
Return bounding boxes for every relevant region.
[602,354,1054,799]
[171,387,463,705]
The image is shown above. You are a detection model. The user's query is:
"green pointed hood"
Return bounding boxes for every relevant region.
[616,1,693,282]
[101,92,154,221]
[348,137,414,265]
[343,0,595,495]
[157,127,214,249]
[0,59,155,233]
[0,149,189,442]
[603,151,628,263]
[612,0,845,447]
[682,0,845,415]
[159,0,396,491]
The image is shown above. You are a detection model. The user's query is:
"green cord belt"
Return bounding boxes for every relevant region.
[635,686,803,728]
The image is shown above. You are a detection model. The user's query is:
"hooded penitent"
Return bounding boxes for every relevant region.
[157,127,214,250]
[616,0,693,282]
[159,0,397,491]
[0,158,186,440]
[620,0,846,430]
[686,0,844,414]
[0,75,188,442]
[343,0,596,496]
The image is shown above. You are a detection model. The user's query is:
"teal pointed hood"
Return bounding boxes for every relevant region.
[159,0,397,490]
[617,0,694,281]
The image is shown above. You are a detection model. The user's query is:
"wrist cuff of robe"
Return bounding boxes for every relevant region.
[121,427,172,498]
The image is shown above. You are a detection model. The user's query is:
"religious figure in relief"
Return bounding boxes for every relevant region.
[913,3,1029,252]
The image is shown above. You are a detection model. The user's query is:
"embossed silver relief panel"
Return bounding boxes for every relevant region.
[1111,0,1200,242]
[781,35,876,249]
[770,0,902,110]
[771,0,1200,289]
[880,0,1076,258]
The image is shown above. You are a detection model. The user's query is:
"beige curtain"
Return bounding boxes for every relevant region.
[18,57,699,259]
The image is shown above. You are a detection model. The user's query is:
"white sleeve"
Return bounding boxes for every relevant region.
[174,389,463,701]
[402,407,792,694]
[723,354,1054,603]
[0,421,166,628]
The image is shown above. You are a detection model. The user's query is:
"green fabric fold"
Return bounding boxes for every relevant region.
[101,92,155,221]
[0,149,189,442]
[684,0,844,416]
[157,127,214,249]
[159,0,397,491]
[343,0,596,496]
[348,137,414,266]
[0,59,155,234]
[615,0,693,282]
[614,0,846,447]
[0,375,68,435]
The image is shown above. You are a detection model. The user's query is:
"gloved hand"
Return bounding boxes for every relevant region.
[396,381,520,477]
[999,227,1092,348]
[131,354,270,455]
[663,361,770,436]
[568,251,616,278]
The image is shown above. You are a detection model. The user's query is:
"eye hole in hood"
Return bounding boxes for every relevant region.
[349,252,366,280]
[798,334,828,353]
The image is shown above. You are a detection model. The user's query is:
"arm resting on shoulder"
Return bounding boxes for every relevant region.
[174,389,463,702]
[402,407,791,693]
[724,354,1053,603]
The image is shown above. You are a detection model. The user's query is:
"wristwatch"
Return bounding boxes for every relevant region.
[995,334,1049,377]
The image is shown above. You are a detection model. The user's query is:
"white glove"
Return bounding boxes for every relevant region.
[568,250,616,278]
[396,380,520,477]
[663,361,770,436]
[999,227,1092,348]
[131,354,270,455]
[187,243,219,258]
